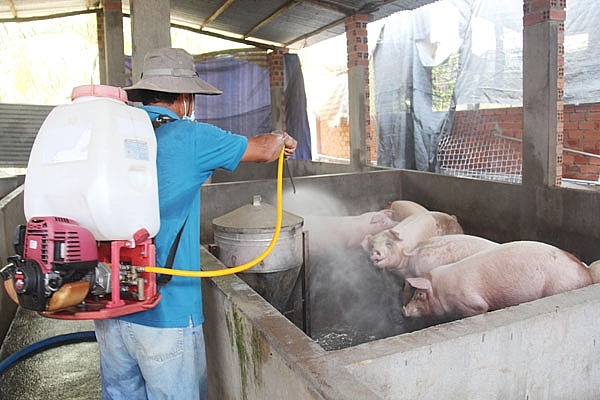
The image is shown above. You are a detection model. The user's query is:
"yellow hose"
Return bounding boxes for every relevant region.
[143,149,285,278]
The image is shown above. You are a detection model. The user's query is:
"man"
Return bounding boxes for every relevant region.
[94,47,297,400]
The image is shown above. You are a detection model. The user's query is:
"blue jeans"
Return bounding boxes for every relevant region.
[94,319,207,400]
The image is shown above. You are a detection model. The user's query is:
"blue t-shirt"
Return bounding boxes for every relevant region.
[120,105,248,328]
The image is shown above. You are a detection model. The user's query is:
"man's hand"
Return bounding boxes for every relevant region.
[271,130,297,158]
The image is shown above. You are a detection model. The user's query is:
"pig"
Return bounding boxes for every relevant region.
[402,241,593,321]
[387,200,429,222]
[361,211,464,268]
[372,234,499,279]
[374,234,497,319]
[588,260,600,284]
[303,209,397,256]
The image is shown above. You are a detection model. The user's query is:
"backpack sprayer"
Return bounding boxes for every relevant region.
[0,85,285,320]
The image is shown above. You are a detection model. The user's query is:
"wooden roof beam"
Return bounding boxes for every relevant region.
[200,0,236,30]
[244,0,300,39]
[5,0,17,18]
[285,15,345,47]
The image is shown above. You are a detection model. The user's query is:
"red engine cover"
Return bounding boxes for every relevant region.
[23,216,98,273]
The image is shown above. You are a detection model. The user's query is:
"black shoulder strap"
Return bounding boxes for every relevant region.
[157,217,188,286]
[152,113,181,287]
[152,114,176,130]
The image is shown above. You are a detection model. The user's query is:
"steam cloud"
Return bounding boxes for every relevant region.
[282,187,412,350]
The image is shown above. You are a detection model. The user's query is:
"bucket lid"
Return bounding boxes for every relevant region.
[71,85,128,103]
[212,195,303,233]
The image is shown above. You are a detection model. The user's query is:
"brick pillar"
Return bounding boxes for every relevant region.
[269,49,287,131]
[345,13,371,167]
[522,0,566,186]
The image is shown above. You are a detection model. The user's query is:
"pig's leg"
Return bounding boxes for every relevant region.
[454,294,490,317]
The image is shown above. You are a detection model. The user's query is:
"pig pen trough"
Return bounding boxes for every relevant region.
[2,166,600,399]
[199,166,600,399]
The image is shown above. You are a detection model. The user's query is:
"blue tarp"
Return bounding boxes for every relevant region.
[126,52,311,160]
[284,54,312,160]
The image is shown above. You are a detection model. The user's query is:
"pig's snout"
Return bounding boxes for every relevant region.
[402,304,418,318]
[369,249,386,266]
[370,248,382,259]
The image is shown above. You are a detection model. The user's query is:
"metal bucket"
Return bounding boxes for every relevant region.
[212,195,304,312]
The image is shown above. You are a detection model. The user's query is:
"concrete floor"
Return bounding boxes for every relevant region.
[0,308,100,400]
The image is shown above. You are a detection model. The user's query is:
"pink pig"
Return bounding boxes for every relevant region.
[388,200,429,222]
[361,211,464,268]
[382,234,498,279]
[587,260,600,284]
[402,241,593,320]
[304,209,397,255]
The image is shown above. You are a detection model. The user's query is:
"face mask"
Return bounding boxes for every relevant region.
[183,95,195,121]
[184,109,195,121]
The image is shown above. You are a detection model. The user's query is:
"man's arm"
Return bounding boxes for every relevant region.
[241,131,297,163]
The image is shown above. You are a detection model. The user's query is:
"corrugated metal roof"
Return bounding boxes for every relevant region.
[0,104,53,168]
[0,0,440,49]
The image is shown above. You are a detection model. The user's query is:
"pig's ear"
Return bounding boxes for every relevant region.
[361,235,372,252]
[381,208,393,218]
[406,277,431,291]
[386,229,402,242]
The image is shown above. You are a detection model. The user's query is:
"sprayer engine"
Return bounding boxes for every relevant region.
[1,216,160,319]
[2,217,97,311]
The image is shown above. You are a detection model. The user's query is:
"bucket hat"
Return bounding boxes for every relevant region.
[124,47,222,99]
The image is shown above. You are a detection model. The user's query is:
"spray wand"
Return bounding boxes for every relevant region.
[142,148,285,278]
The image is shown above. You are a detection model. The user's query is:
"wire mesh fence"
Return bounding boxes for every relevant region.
[436,111,523,183]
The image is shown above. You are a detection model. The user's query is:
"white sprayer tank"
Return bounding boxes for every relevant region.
[24,85,160,241]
